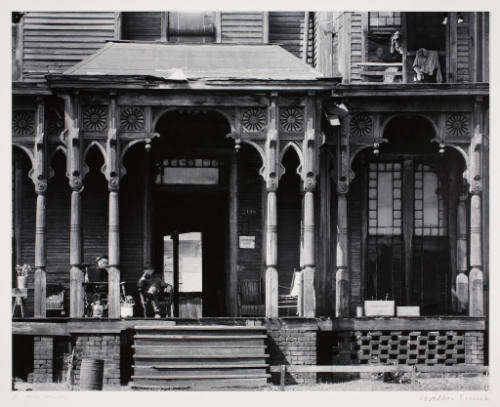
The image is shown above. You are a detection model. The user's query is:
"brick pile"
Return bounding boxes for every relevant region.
[33,336,53,383]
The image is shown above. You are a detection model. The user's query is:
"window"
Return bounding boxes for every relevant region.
[368,163,402,235]
[414,164,447,236]
[121,12,216,43]
[369,12,401,30]
[155,158,220,185]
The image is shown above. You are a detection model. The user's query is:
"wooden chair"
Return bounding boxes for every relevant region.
[278,270,301,316]
[47,285,65,316]
[238,279,265,317]
[138,279,173,318]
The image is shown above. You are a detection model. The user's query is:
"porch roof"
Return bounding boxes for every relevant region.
[44,41,340,91]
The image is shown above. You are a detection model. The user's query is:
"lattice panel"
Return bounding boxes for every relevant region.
[332,330,466,366]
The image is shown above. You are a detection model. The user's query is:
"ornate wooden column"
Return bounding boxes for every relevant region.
[264,96,280,318]
[33,97,47,318]
[105,95,121,318]
[468,100,484,317]
[456,189,469,314]
[64,93,85,317]
[299,96,318,317]
[336,113,350,317]
[142,141,152,270]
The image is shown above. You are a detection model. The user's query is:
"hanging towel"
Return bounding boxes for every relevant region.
[413,48,443,83]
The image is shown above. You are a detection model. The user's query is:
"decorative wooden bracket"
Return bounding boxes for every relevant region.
[61,93,84,192]
[263,96,280,192]
[105,95,120,191]
[301,96,319,192]
[30,97,47,195]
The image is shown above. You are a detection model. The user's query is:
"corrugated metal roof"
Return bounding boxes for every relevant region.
[64,42,324,81]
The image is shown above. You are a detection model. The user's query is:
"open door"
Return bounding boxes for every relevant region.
[164,232,203,318]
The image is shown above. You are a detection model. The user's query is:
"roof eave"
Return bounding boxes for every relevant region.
[45,74,342,92]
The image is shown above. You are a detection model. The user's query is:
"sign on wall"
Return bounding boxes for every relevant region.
[239,236,255,249]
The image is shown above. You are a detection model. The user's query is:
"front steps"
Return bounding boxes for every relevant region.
[131,325,270,390]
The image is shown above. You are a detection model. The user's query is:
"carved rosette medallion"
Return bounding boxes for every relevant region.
[12,111,35,137]
[120,107,145,131]
[82,105,107,131]
[446,113,470,138]
[279,107,304,132]
[242,108,266,132]
[350,114,372,138]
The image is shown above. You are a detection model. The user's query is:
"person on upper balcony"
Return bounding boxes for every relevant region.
[412,48,443,83]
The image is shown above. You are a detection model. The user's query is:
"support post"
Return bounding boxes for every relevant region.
[456,192,468,314]
[228,152,238,316]
[335,112,350,317]
[63,93,85,318]
[299,95,318,317]
[105,95,121,318]
[468,99,484,317]
[142,143,152,269]
[264,95,280,318]
[33,97,47,318]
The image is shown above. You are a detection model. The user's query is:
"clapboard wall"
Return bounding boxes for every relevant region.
[220,12,266,43]
[237,145,264,282]
[277,149,302,295]
[21,12,116,81]
[457,12,471,83]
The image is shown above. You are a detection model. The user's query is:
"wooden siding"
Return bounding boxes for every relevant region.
[18,155,36,317]
[220,12,265,44]
[82,158,108,283]
[277,152,302,295]
[348,169,362,315]
[237,146,263,282]
[121,12,161,41]
[22,12,116,81]
[457,13,471,83]
[350,12,364,83]
[120,150,145,305]
[269,12,304,59]
[46,158,71,312]
[306,12,315,65]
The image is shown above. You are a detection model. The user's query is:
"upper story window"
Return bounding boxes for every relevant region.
[369,12,401,31]
[121,12,216,43]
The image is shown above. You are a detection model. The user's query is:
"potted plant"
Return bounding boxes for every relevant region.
[15,264,31,289]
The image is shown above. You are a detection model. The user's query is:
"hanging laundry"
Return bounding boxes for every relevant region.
[412,48,443,83]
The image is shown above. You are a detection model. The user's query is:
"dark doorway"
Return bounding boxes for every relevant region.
[154,190,228,317]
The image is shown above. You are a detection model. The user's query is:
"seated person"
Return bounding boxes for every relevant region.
[85,255,109,283]
[137,268,173,318]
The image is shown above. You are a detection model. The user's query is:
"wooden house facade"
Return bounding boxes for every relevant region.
[11,11,489,387]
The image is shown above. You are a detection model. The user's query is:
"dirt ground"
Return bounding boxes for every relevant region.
[12,375,489,392]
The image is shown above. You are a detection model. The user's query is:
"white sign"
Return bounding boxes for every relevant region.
[239,236,255,249]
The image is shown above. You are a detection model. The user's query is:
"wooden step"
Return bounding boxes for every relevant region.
[133,367,268,377]
[134,328,266,337]
[133,345,267,356]
[134,354,269,365]
[134,334,267,340]
[134,338,266,347]
[134,325,265,331]
[132,373,270,381]
[134,363,268,369]
[131,377,268,390]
